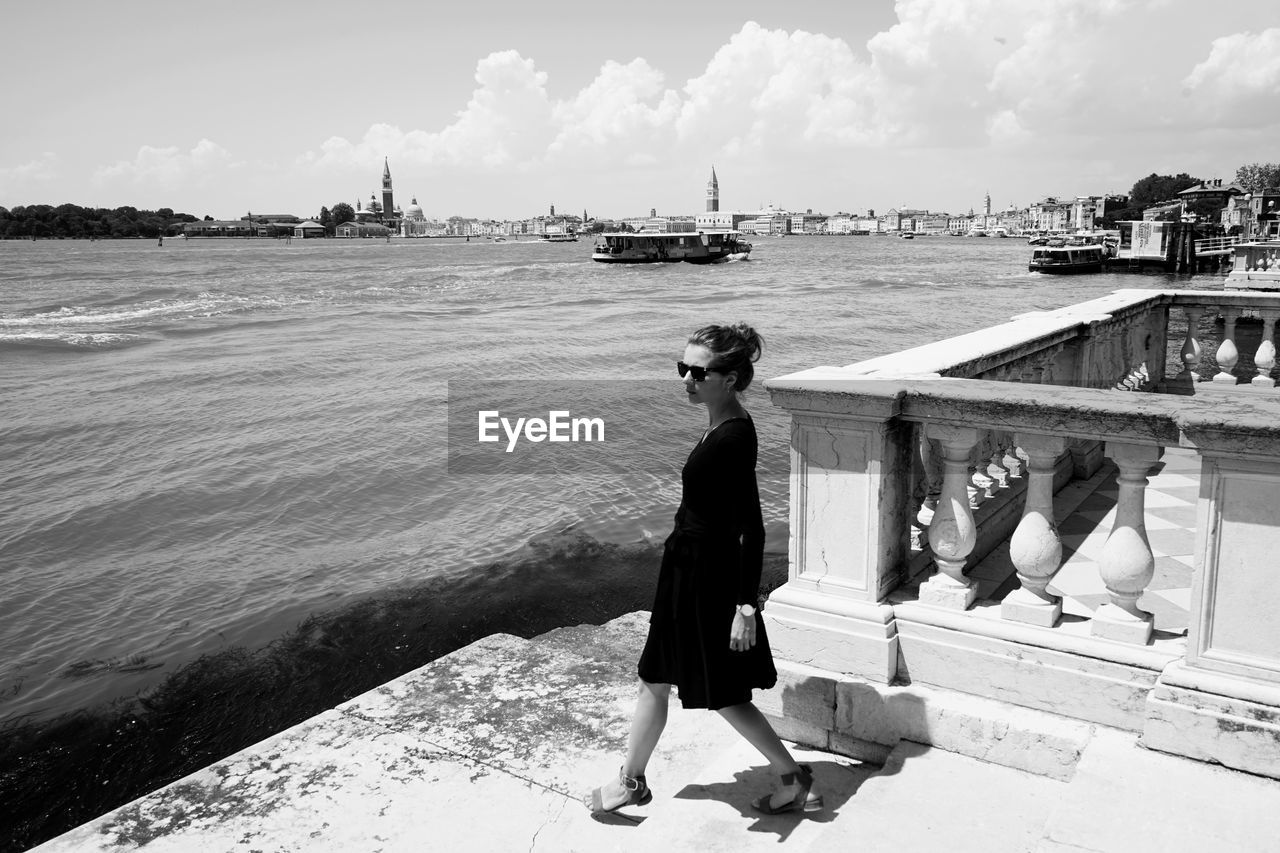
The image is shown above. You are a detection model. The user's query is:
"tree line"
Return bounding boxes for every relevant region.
[0,204,204,239]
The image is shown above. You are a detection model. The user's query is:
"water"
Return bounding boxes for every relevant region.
[0,235,1177,726]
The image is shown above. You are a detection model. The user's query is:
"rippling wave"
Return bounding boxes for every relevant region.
[0,236,1178,726]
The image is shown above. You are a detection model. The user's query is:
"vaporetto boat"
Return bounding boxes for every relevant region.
[1028,235,1118,275]
[591,230,752,264]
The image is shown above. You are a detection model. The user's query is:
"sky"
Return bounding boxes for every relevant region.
[3,0,1278,221]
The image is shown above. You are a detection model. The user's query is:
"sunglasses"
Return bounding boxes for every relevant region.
[676,361,719,382]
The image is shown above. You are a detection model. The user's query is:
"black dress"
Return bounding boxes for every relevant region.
[637,416,777,710]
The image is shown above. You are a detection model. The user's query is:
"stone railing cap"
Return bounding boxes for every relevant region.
[765,376,1280,455]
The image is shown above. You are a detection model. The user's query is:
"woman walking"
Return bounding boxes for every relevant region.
[588,322,822,817]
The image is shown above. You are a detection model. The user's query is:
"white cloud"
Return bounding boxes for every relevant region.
[1183,28,1280,124]
[93,139,233,189]
[0,152,59,191]
[300,50,556,171]
[549,58,680,159]
[675,23,878,151]
[291,4,1280,213]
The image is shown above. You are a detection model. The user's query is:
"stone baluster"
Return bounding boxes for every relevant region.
[1168,305,1204,394]
[1253,310,1278,388]
[1212,307,1240,384]
[912,430,941,551]
[1003,434,1067,627]
[987,438,1011,489]
[973,431,1000,503]
[1179,306,1203,379]
[1092,443,1160,644]
[920,425,979,610]
[1002,441,1024,481]
[970,465,995,507]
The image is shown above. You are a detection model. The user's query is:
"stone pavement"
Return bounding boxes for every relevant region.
[34,605,1280,853]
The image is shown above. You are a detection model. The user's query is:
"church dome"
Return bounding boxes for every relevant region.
[406,196,424,219]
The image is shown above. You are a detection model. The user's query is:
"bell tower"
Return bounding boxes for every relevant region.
[706,166,719,213]
[382,158,395,221]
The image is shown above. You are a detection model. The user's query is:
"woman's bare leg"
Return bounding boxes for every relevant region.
[717,702,811,809]
[623,680,670,776]
[593,680,670,810]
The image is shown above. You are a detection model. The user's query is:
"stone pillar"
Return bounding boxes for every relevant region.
[762,399,913,683]
[1002,433,1067,627]
[1254,310,1278,388]
[919,425,979,610]
[1143,450,1280,779]
[1093,442,1160,644]
[1213,307,1240,384]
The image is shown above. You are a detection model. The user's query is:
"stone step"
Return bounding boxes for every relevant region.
[32,611,1280,853]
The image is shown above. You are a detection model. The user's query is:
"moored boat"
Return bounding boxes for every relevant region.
[591,230,751,264]
[541,232,578,242]
[1028,242,1105,274]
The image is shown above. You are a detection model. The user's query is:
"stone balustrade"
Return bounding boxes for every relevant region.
[762,288,1280,781]
[1226,241,1280,287]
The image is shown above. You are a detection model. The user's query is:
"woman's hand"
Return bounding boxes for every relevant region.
[730,610,757,652]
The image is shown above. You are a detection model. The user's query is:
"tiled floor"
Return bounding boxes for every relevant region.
[970,446,1201,642]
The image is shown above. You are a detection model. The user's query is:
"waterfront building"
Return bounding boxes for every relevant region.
[335,218,392,238]
[1226,187,1280,240]
[1177,179,1243,212]
[182,220,254,238]
[1071,193,1128,231]
[1071,196,1100,231]
[789,213,828,234]
[347,160,402,232]
[400,197,429,237]
[292,220,325,239]
[918,213,950,235]
[637,215,696,233]
[878,207,928,233]
[695,211,755,230]
[825,214,853,234]
[381,158,397,230]
[996,208,1027,234]
[1029,197,1073,232]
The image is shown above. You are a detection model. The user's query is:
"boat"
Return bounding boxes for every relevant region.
[493,236,507,243]
[591,230,752,264]
[900,232,915,240]
[1028,241,1105,274]
[541,232,579,243]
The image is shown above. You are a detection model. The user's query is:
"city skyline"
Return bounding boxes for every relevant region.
[2,1,1278,220]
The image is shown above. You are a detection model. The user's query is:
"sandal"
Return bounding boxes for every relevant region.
[588,767,653,814]
[752,763,824,815]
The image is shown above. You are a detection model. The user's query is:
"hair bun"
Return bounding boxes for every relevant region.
[728,322,764,363]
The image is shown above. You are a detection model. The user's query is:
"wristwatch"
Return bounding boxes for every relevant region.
[737,603,757,618]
